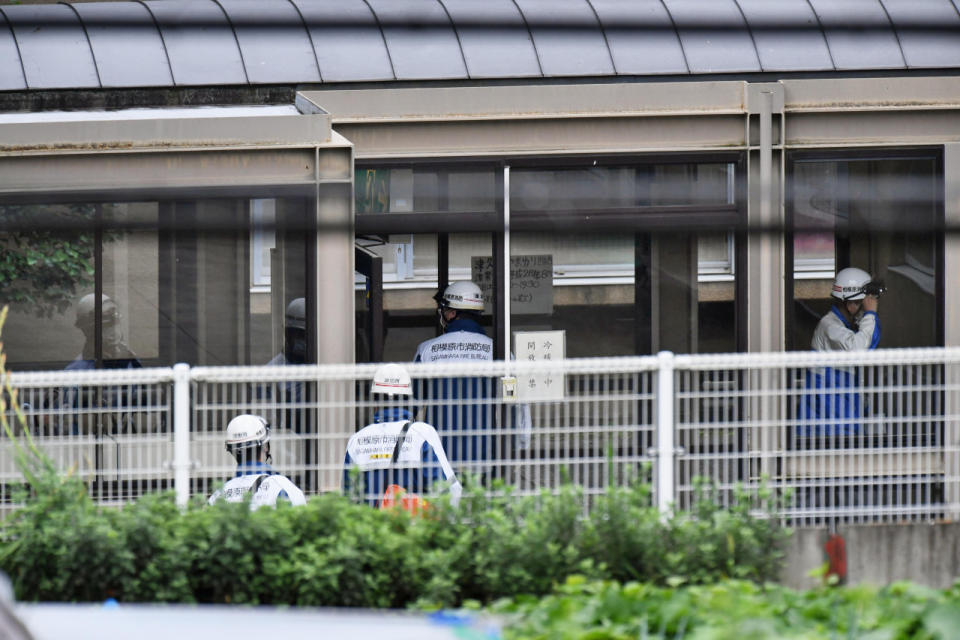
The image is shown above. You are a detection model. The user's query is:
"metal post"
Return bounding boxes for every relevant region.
[173,363,191,508]
[656,350,675,516]
[758,91,774,353]
[503,164,511,352]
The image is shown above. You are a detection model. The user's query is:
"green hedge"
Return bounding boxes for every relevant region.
[492,577,960,639]
[0,460,789,606]
[0,309,788,607]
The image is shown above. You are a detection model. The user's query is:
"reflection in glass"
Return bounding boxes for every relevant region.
[354,232,494,362]
[2,198,310,371]
[512,163,734,211]
[2,203,98,368]
[356,167,496,214]
[509,231,736,357]
[791,156,939,349]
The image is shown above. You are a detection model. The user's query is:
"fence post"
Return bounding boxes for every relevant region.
[657,351,675,517]
[173,363,191,508]
[947,360,960,521]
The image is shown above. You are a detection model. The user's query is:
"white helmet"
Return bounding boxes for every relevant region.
[285,298,306,330]
[832,267,872,301]
[438,281,484,312]
[371,363,412,397]
[225,414,270,451]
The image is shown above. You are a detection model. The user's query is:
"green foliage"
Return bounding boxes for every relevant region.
[0,204,97,318]
[0,305,792,607]
[493,577,960,640]
[0,469,791,607]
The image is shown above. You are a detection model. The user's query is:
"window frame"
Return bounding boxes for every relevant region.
[354,151,748,357]
[784,146,945,350]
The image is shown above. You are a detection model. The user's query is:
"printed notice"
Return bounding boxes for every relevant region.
[513,330,565,401]
[471,255,553,315]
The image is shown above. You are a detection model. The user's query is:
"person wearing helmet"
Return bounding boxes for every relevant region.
[412,281,496,468]
[67,293,142,371]
[812,267,881,352]
[799,267,883,439]
[415,281,491,363]
[208,414,306,509]
[343,363,462,510]
[412,281,531,474]
[40,294,144,436]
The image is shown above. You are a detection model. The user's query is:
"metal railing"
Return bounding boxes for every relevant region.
[4,347,960,527]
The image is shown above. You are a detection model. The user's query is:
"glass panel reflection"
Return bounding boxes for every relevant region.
[356,167,496,214]
[512,162,735,211]
[791,155,939,350]
[1,197,309,371]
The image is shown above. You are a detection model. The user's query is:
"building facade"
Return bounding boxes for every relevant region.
[1,0,958,370]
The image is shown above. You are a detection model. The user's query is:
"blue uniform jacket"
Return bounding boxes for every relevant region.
[413,317,496,464]
[798,307,881,438]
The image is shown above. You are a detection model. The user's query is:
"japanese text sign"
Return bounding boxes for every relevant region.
[513,330,565,401]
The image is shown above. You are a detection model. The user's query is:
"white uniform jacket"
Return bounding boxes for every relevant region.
[345,419,462,506]
[811,307,880,352]
[414,329,494,363]
[209,464,307,509]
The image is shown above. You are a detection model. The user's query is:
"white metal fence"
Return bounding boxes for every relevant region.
[4,347,960,527]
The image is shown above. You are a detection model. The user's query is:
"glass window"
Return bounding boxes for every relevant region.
[1,197,310,371]
[1,203,100,369]
[353,158,741,361]
[790,153,941,350]
[356,166,496,214]
[250,198,276,291]
[509,231,636,357]
[507,231,736,357]
[511,162,735,212]
[355,232,494,362]
[509,161,739,357]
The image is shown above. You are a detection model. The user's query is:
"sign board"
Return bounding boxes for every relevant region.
[471,254,553,315]
[513,330,565,401]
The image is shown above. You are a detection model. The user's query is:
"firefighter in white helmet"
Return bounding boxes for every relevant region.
[344,363,461,510]
[209,414,306,509]
[414,281,494,467]
[413,281,531,469]
[800,267,884,438]
[811,267,882,352]
[416,281,489,362]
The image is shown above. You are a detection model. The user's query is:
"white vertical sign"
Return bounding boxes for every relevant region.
[513,330,565,400]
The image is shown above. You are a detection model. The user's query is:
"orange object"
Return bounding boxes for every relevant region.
[824,533,847,583]
[380,484,429,515]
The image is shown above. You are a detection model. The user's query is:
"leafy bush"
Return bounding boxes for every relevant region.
[493,576,960,639]
[0,471,790,606]
[0,305,791,606]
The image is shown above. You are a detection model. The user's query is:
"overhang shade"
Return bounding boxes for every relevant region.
[1,0,959,91]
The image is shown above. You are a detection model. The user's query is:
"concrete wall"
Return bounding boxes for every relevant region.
[781,523,960,590]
